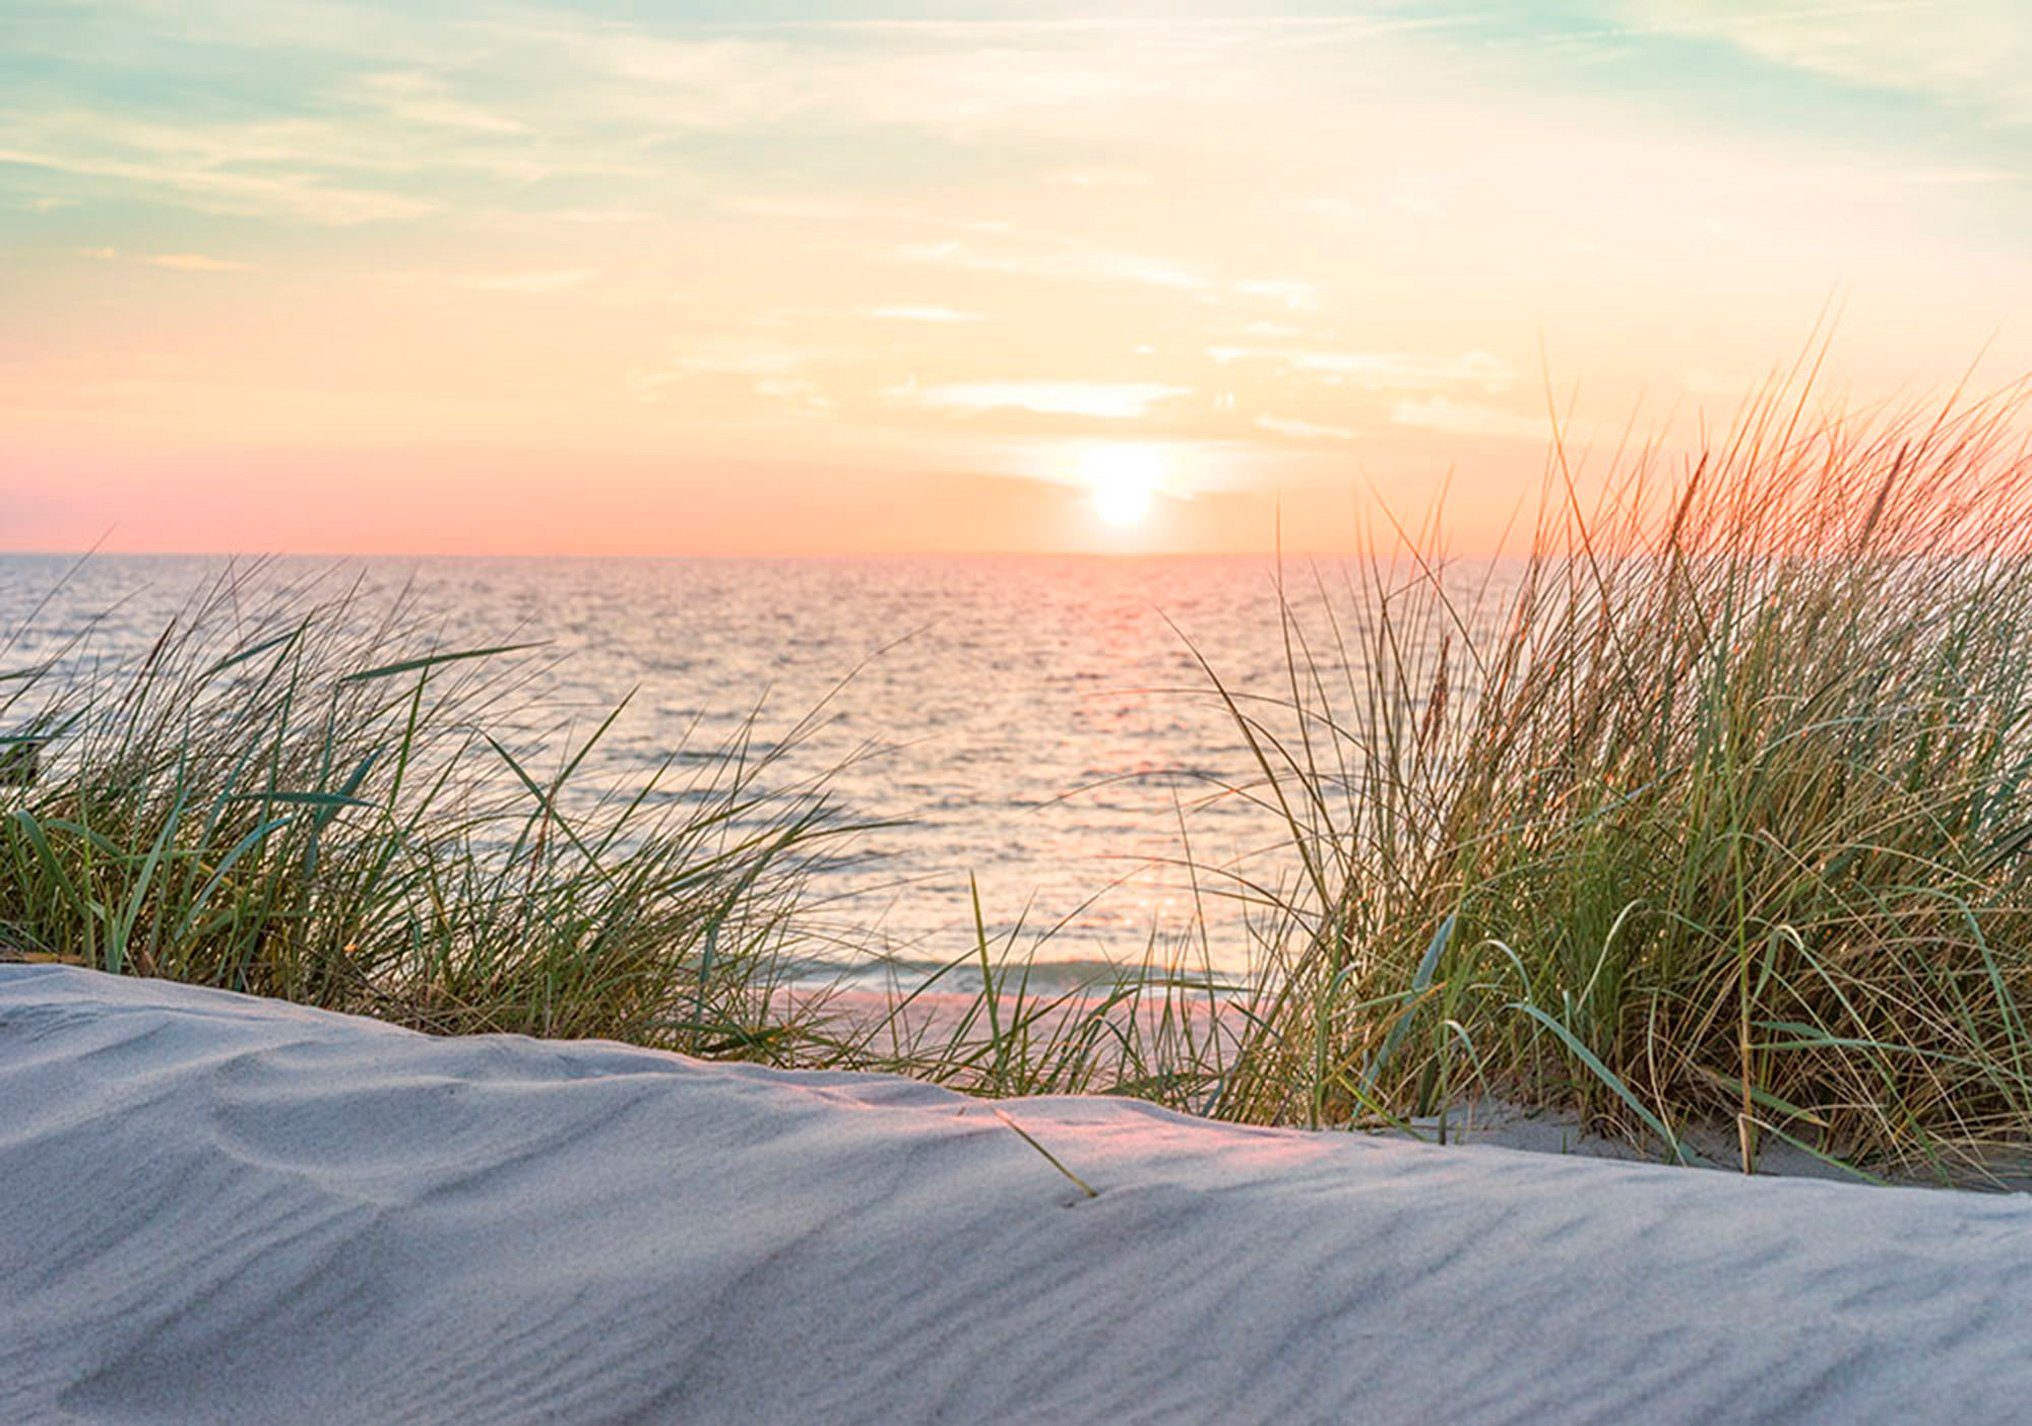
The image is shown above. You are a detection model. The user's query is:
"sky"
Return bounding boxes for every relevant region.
[3,0,2030,555]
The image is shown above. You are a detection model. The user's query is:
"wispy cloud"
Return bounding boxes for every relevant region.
[896,239,1212,293]
[79,245,251,271]
[752,376,833,414]
[1389,397,1545,441]
[1624,1,2032,126]
[626,340,829,401]
[355,72,528,136]
[1205,345,1516,393]
[1255,414,1357,441]
[150,252,252,272]
[1292,350,1514,394]
[1234,278,1318,311]
[2,129,436,226]
[887,379,1192,419]
[866,306,983,323]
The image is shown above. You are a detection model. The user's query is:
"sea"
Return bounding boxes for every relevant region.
[0,553,1374,982]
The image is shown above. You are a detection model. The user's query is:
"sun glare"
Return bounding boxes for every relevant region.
[1084,445,1164,528]
[1093,477,1152,527]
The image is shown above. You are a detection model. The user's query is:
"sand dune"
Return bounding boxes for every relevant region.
[5,966,2031,1424]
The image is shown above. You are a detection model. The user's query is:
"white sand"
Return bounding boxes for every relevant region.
[5,966,2030,1424]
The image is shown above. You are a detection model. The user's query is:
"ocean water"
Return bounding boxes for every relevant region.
[0,553,1369,978]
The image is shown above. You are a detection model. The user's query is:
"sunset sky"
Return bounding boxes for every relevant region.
[4,1,2029,554]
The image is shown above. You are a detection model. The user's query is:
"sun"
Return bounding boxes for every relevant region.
[1093,474,1153,527]
[1083,444,1164,528]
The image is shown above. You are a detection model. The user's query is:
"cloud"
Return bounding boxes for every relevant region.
[2,133,436,226]
[1290,349,1514,394]
[753,376,833,413]
[78,246,251,271]
[1197,344,1519,396]
[627,340,826,401]
[896,239,1211,292]
[1234,278,1318,310]
[866,306,983,323]
[887,380,1192,419]
[490,19,1207,141]
[147,252,252,271]
[1255,414,1357,441]
[356,72,528,136]
[1624,1,2032,126]
[1389,397,1545,441]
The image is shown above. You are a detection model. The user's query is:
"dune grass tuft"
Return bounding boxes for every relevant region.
[0,564,857,1055]
[1200,377,2032,1176]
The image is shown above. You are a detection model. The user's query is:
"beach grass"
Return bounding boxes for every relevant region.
[0,563,858,1055]
[6,378,2032,1181]
[1198,375,2032,1176]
